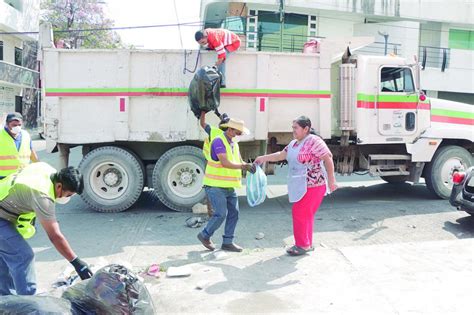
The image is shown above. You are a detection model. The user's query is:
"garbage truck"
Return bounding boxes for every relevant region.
[37,25,473,213]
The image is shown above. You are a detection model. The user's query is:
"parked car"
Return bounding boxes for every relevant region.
[449,166,474,216]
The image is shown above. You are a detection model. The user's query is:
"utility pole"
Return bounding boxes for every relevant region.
[279,0,284,52]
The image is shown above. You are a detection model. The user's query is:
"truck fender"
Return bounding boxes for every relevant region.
[406,138,442,162]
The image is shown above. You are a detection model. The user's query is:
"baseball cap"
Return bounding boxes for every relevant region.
[6,112,23,123]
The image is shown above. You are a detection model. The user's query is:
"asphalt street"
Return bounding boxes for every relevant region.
[30,140,473,314]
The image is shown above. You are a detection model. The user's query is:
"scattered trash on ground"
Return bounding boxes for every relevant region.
[146,264,160,278]
[192,203,208,214]
[320,242,329,248]
[52,266,80,290]
[0,296,73,314]
[166,265,192,277]
[255,232,265,240]
[195,281,208,290]
[63,264,155,314]
[350,216,357,222]
[185,216,205,228]
[408,224,417,229]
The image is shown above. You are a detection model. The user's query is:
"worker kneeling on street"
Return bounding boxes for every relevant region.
[197,116,255,252]
[0,162,92,296]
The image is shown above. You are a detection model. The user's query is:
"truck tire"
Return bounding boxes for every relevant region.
[79,146,145,213]
[153,146,206,212]
[380,175,409,184]
[425,146,473,199]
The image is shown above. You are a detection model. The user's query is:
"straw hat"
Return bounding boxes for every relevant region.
[220,118,250,135]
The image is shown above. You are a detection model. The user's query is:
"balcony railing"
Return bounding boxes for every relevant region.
[355,41,402,56]
[0,61,39,89]
[419,46,450,72]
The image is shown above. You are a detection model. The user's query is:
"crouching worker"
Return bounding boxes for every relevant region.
[0,162,92,295]
[197,115,255,252]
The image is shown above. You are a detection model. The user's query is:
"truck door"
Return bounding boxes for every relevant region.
[377,67,418,136]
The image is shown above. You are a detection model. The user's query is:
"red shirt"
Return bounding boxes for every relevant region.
[205,28,241,60]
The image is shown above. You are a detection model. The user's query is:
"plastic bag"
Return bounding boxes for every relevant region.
[188,66,221,118]
[62,264,155,315]
[0,295,73,314]
[246,165,267,207]
[303,39,320,53]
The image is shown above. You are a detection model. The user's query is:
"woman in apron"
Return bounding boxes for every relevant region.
[254,116,337,256]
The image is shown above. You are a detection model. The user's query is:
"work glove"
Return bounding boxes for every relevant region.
[70,257,93,280]
[220,112,230,124]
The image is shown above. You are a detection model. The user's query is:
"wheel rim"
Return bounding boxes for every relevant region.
[440,157,466,190]
[166,161,204,198]
[89,162,129,200]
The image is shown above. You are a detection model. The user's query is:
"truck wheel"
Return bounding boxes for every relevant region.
[153,146,206,212]
[79,146,145,212]
[425,146,473,199]
[380,175,409,184]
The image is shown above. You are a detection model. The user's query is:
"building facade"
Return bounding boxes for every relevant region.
[0,0,40,126]
[201,0,474,104]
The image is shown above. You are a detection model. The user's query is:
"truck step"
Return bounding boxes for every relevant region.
[368,154,411,161]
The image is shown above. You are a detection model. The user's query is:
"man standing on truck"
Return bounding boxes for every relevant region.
[0,113,39,180]
[195,28,241,88]
[197,113,255,252]
[0,162,92,295]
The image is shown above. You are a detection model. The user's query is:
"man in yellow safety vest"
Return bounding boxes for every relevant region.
[0,162,92,295]
[0,112,39,180]
[197,113,255,252]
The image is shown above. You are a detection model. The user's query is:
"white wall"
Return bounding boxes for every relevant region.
[353,21,420,59]
[0,0,39,40]
[317,16,359,38]
[0,34,23,64]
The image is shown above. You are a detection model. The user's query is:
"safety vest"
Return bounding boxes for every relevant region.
[202,126,224,161]
[0,162,56,202]
[206,28,241,59]
[203,133,242,188]
[0,128,32,178]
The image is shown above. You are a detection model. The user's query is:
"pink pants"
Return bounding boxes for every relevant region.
[292,185,326,248]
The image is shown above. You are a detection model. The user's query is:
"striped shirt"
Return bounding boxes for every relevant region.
[284,135,331,187]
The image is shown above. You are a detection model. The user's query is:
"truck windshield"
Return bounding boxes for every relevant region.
[380,67,415,93]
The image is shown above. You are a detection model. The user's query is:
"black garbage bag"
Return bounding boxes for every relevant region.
[188,65,221,118]
[62,264,155,315]
[0,295,73,315]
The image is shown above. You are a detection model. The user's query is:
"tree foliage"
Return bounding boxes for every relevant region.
[40,0,123,49]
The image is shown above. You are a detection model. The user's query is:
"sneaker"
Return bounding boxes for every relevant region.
[221,243,243,252]
[197,233,215,251]
[220,84,226,89]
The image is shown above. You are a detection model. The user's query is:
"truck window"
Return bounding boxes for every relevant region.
[380,67,415,93]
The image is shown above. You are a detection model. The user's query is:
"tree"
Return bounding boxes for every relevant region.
[40,0,123,49]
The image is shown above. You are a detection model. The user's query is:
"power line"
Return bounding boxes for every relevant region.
[0,9,466,36]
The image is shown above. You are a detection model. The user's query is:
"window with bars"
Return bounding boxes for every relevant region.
[257,11,309,52]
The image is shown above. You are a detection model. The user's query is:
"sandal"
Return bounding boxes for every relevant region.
[286,245,310,256]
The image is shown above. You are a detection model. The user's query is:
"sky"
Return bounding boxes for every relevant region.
[105,0,202,49]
